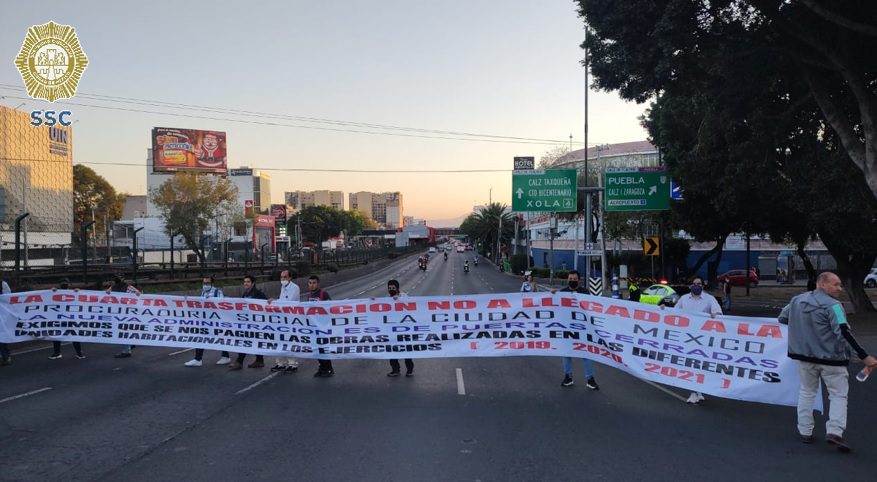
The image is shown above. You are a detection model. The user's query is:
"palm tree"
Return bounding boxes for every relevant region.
[459,203,515,259]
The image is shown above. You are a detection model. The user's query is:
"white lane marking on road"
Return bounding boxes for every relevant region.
[167,348,193,356]
[456,368,466,395]
[235,372,281,395]
[0,387,53,404]
[639,379,689,402]
[11,343,57,355]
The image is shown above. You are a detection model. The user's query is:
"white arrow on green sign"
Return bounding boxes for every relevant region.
[511,169,577,212]
[604,168,670,212]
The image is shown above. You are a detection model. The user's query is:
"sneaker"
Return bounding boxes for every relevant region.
[826,433,851,453]
[561,375,574,387]
[283,365,298,374]
[248,360,264,369]
[75,354,86,360]
[228,362,243,370]
[314,369,330,378]
[270,364,286,372]
[49,353,62,360]
[695,392,706,403]
[184,359,203,367]
[114,352,132,359]
[586,377,600,390]
[387,371,401,377]
[800,433,814,444]
[405,371,414,377]
[686,392,702,404]
[215,356,231,365]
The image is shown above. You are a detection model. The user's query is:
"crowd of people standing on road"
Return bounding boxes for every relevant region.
[2,258,876,453]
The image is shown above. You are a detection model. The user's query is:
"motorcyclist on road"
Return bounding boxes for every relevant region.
[443,251,448,261]
[464,260,470,273]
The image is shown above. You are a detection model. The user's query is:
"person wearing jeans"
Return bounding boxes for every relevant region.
[185,276,230,367]
[228,275,268,370]
[556,271,599,390]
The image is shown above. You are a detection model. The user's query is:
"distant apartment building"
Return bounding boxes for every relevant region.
[229,167,271,214]
[0,105,73,252]
[350,191,404,228]
[284,190,344,211]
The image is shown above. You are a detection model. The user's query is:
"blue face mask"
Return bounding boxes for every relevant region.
[690,284,703,295]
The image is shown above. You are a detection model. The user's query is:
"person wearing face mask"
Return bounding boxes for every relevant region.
[385,279,414,377]
[671,276,722,404]
[520,272,537,293]
[184,276,230,367]
[557,271,599,390]
[268,270,301,373]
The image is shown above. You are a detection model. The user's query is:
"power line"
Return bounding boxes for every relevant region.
[0,86,591,147]
[0,157,513,173]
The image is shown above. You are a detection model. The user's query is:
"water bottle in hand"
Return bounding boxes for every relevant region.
[856,366,874,382]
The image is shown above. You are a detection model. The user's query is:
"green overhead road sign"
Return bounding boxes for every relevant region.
[512,169,577,212]
[604,168,671,212]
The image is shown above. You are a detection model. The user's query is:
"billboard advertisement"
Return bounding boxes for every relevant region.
[152,127,227,173]
[271,204,287,224]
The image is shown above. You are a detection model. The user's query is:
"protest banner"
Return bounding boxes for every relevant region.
[0,290,802,406]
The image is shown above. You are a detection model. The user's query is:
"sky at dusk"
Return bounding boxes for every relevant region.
[0,0,648,225]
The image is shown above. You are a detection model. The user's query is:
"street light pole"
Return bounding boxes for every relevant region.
[81,221,95,284]
[14,213,30,289]
[132,227,144,283]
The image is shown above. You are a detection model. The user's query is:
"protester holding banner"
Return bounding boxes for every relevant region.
[50,279,85,360]
[670,276,721,404]
[269,270,301,374]
[386,279,414,377]
[308,275,335,378]
[779,272,877,452]
[228,275,268,370]
[185,276,231,367]
[0,275,11,366]
[111,275,142,359]
[557,270,599,390]
[520,272,537,293]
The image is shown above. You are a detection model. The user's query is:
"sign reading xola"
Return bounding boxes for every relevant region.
[512,169,577,212]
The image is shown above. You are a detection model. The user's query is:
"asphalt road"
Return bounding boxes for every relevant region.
[2,250,876,481]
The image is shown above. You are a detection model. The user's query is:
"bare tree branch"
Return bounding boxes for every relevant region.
[798,0,877,37]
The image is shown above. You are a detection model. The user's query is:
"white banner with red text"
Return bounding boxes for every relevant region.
[0,290,802,406]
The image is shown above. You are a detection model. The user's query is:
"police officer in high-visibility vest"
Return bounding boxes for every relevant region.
[628,281,641,302]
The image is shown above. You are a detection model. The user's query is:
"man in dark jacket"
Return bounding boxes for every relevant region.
[779,272,877,452]
[307,275,335,377]
[228,275,268,370]
[111,275,142,358]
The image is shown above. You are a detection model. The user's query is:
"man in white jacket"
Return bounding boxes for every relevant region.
[270,270,301,373]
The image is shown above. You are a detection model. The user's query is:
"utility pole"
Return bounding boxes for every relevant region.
[583,26,591,285]
[81,221,94,284]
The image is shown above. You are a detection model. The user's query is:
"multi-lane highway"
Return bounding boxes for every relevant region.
[2,250,876,481]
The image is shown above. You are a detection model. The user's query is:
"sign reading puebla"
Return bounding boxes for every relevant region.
[14,21,89,102]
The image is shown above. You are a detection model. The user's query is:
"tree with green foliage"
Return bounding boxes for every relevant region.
[150,173,238,263]
[72,165,124,246]
[577,0,877,310]
[459,203,515,259]
[579,0,877,200]
[288,206,375,248]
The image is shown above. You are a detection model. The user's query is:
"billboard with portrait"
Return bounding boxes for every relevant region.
[152,127,227,173]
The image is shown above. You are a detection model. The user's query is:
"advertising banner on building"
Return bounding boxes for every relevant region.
[152,127,227,174]
[271,204,287,224]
